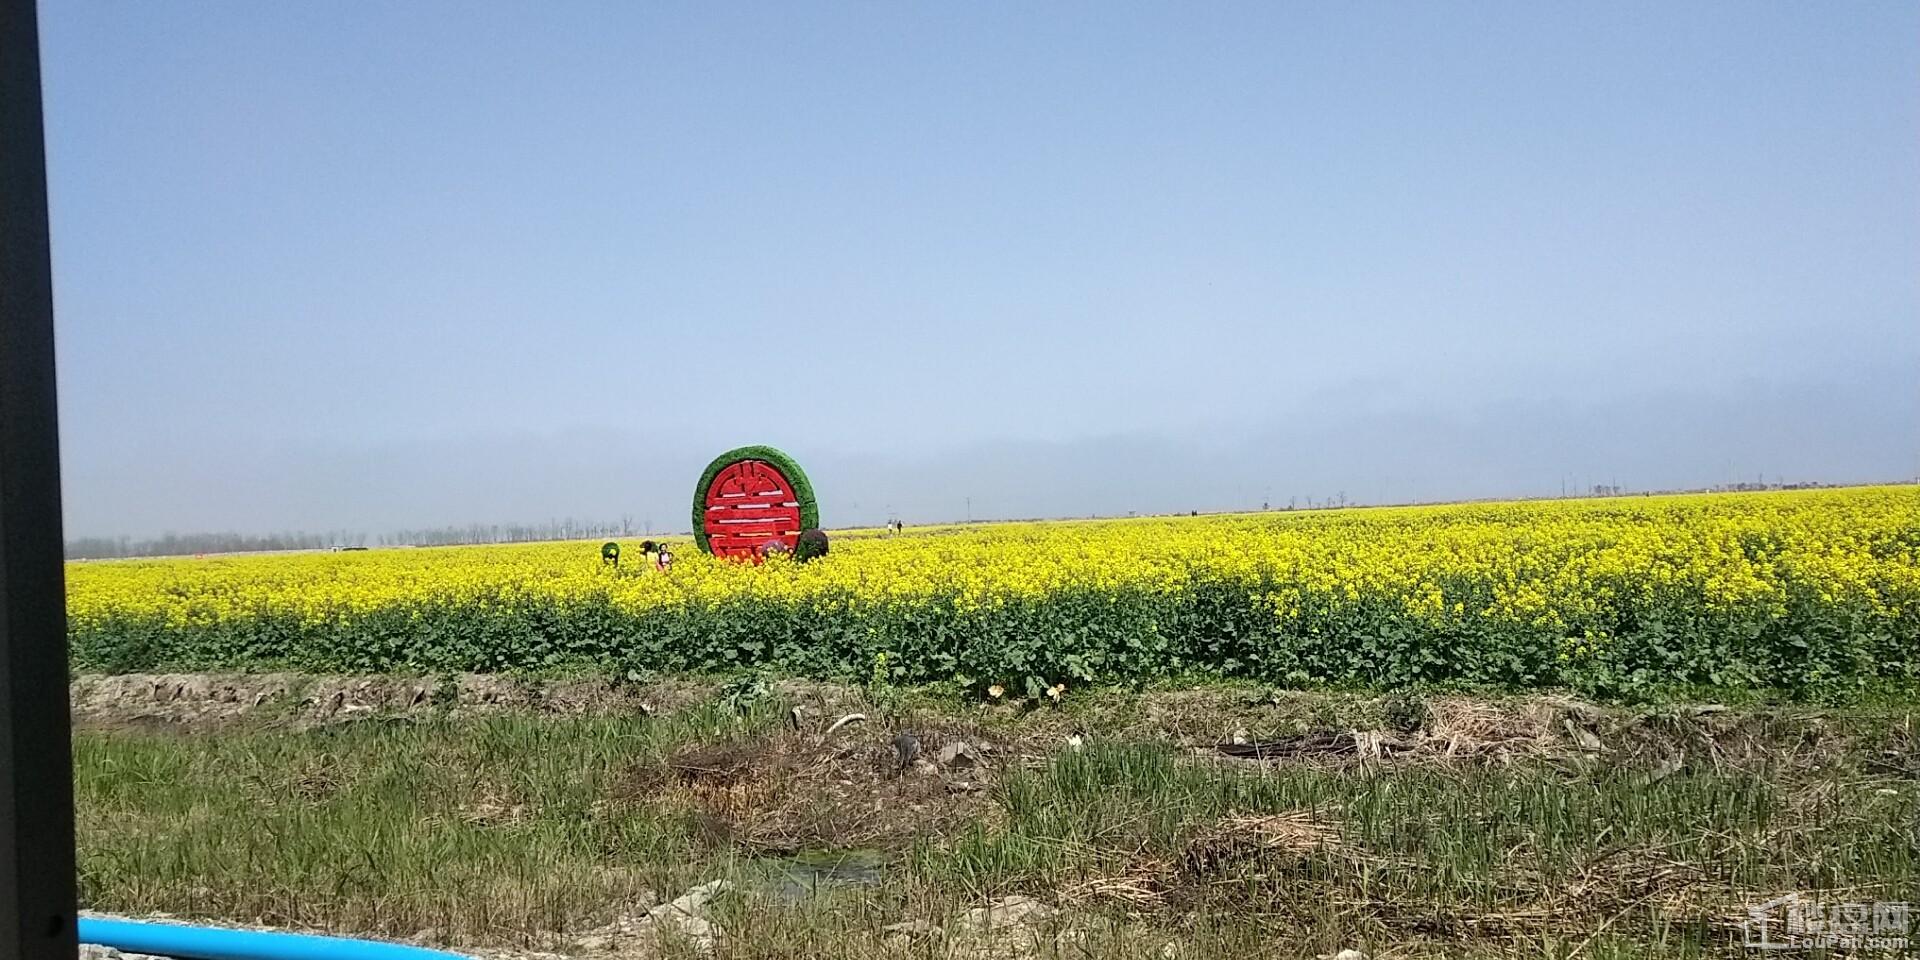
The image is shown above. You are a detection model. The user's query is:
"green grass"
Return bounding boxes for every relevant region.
[72,690,1920,958]
[932,744,1916,946]
[76,708,760,938]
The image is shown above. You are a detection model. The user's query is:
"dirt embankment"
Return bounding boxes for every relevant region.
[68,672,720,730]
[69,671,1888,782]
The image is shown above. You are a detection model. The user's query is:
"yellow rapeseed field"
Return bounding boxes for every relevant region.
[66,486,1920,699]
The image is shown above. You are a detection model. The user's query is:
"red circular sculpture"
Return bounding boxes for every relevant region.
[692,446,822,564]
[703,459,805,560]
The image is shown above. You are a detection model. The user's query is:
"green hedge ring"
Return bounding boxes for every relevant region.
[692,445,820,558]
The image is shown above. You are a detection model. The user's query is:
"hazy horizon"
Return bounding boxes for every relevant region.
[40,2,1920,540]
[61,359,1919,541]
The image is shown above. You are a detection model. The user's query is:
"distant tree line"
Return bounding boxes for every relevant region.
[378,517,644,548]
[66,530,367,559]
[68,516,651,559]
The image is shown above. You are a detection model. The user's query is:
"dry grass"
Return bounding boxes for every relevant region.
[619,727,993,852]
[71,681,1920,958]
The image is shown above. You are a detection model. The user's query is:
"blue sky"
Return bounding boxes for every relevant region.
[38,2,1920,536]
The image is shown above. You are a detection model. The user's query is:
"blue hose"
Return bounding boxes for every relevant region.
[78,917,470,960]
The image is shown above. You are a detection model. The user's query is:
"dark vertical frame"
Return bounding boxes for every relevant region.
[0,0,79,957]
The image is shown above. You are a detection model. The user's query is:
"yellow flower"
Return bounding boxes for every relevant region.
[61,486,1920,687]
